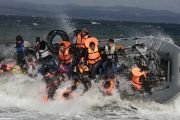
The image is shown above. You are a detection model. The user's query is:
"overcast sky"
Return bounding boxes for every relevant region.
[5,0,180,13]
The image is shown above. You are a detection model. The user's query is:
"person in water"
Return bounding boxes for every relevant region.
[43,66,64,100]
[25,57,37,77]
[85,38,102,79]
[102,75,115,96]
[70,57,91,93]
[15,35,26,68]
[0,61,14,74]
[131,66,152,94]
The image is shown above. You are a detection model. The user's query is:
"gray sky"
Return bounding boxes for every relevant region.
[8,0,180,13]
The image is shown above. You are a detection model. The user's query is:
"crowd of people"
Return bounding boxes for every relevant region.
[1,27,148,101]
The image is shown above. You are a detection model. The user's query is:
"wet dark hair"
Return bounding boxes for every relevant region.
[36,37,41,43]
[16,35,23,42]
[16,35,24,46]
[103,81,111,89]
[39,40,47,50]
[108,39,114,43]
[1,64,7,71]
[63,92,70,98]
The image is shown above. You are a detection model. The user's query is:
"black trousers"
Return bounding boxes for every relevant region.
[89,60,102,79]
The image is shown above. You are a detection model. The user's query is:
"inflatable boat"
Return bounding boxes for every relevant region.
[46,30,180,104]
[115,37,180,103]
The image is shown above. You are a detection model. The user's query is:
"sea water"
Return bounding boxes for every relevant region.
[0,15,180,120]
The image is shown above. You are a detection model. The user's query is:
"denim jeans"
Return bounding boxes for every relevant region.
[103,60,117,76]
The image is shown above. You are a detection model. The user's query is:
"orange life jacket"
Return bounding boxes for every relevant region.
[78,64,89,73]
[131,67,147,90]
[77,57,89,73]
[85,37,99,48]
[76,32,88,48]
[103,79,115,95]
[59,41,72,64]
[42,95,48,103]
[87,47,101,64]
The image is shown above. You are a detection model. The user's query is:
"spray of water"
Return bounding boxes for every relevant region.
[56,14,77,34]
[0,69,180,120]
[136,33,174,50]
[0,45,16,60]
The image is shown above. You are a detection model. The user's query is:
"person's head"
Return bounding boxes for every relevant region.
[108,39,114,48]
[103,81,111,89]
[39,40,47,50]
[81,28,89,37]
[36,37,41,43]
[63,92,70,99]
[28,58,33,62]
[59,43,66,52]
[16,35,23,43]
[89,42,95,51]
[1,64,7,71]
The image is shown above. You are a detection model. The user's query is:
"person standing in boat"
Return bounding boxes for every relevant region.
[58,41,72,78]
[15,35,26,68]
[102,39,118,78]
[85,38,102,79]
[76,28,89,51]
[102,39,125,78]
[73,28,90,69]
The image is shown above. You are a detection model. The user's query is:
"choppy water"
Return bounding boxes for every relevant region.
[0,15,180,120]
[0,73,180,120]
[0,15,180,46]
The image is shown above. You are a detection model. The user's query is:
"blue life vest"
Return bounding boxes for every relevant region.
[16,42,24,55]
